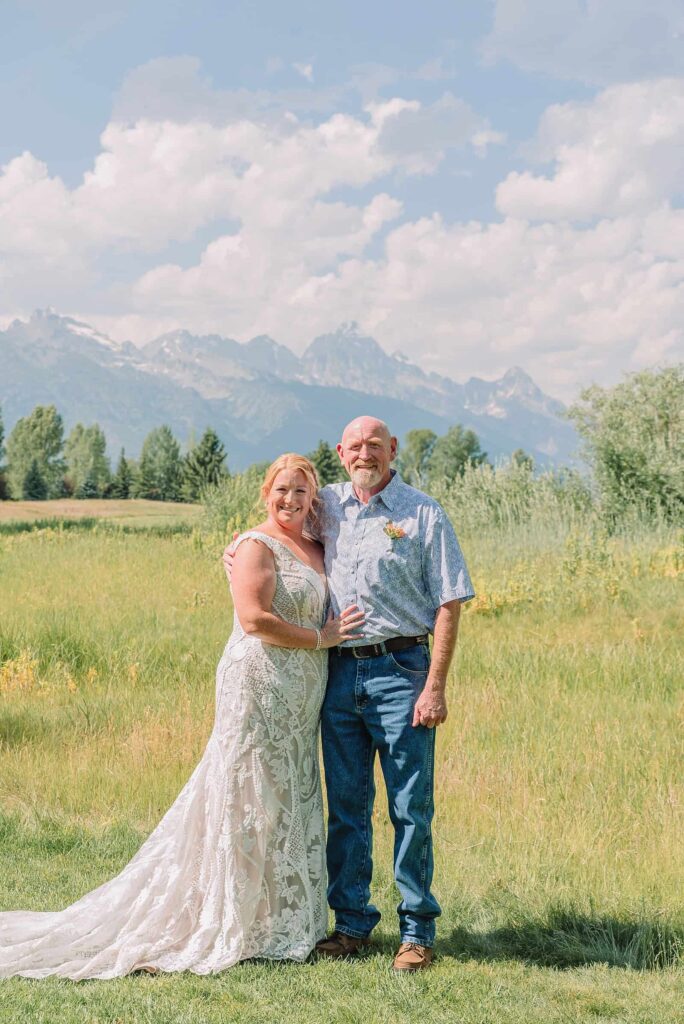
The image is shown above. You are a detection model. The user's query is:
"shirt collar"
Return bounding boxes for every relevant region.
[342,470,402,512]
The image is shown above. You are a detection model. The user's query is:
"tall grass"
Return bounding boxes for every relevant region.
[200,463,266,540]
[0,517,682,1022]
[201,458,600,546]
[431,461,594,536]
[0,518,194,537]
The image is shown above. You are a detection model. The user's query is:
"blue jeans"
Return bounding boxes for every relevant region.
[321,643,440,946]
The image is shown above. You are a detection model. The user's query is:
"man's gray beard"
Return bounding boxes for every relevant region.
[351,467,383,489]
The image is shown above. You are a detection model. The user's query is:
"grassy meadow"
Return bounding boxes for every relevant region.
[0,506,682,1023]
[0,499,202,530]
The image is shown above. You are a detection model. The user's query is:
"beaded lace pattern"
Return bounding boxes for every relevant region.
[0,531,328,979]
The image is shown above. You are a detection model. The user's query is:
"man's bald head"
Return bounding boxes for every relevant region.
[341,416,393,446]
[337,415,397,496]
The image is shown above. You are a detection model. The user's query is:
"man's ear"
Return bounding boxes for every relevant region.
[336,443,344,463]
[389,436,398,462]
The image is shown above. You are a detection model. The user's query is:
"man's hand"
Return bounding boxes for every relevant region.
[411,599,460,728]
[222,531,240,583]
[411,678,448,729]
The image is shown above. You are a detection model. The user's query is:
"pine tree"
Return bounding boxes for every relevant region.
[76,468,100,499]
[23,459,48,500]
[136,426,183,501]
[182,428,229,501]
[110,449,132,499]
[307,439,345,486]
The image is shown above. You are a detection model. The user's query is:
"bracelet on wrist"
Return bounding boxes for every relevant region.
[314,628,322,651]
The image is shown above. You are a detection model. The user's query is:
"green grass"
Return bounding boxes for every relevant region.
[0,523,682,1023]
[0,518,194,537]
[0,498,202,530]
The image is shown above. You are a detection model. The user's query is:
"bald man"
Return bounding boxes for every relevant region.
[313,417,474,971]
[224,416,474,970]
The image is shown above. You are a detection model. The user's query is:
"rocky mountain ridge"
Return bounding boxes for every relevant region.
[0,311,579,469]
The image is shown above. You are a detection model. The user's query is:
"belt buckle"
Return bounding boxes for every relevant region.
[352,641,387,659]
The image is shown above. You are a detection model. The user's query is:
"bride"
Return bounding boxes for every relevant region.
[0,453,364,979]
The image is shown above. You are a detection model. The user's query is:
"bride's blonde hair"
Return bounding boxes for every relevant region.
[260,453,321,517]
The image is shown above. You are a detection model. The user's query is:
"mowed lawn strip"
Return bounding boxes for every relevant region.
[0,498,202,528]
[0,524,682,1023]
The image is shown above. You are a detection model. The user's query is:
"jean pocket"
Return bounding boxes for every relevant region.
[388,644,430,678]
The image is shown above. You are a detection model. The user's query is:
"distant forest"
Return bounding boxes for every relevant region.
[0,365,682,528]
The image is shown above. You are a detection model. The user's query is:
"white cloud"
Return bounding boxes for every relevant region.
[374,92,485,174]
[472,128,507,157]
[483,0,684,85]
[497,79,684,221]
[292,62,314,83]
[114,56,265,124]
[0,78,491,272]
[2,62,683,399]
[413,57,456,82]
[0,152,75,258]
[0,108,393,263]
[113,56,340,123]
[120,203,684,398]
[132,192,404,331]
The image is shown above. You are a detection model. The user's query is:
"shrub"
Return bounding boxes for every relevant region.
[568,365,684,524]
[201,463,268,540]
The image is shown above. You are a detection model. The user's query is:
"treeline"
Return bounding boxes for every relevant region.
[202,365,684,536]
[0,406,353,505]
[416,365,682,527]
[1,365,681,526]
[201,431,590,539]
[0,406,228,502]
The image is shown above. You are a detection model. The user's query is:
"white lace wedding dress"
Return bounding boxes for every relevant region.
[0,532,328,979]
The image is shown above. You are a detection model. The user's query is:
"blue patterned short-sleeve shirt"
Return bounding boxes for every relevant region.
[316,472,474,647]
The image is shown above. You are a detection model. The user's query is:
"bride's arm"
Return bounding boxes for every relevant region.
[231,539,364,650]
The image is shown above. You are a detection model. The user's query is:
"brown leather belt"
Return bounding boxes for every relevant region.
[335,634,429,660]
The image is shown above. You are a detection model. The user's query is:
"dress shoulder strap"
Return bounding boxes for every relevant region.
[234,530,280,556]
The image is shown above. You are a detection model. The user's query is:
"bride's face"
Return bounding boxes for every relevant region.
[267,469,313,531]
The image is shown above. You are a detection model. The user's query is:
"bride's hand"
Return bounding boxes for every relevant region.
[319,606,365,648]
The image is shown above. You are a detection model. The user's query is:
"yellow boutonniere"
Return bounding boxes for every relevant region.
[384,521,407,540]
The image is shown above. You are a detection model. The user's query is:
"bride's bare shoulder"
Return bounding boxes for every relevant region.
[233,531,276,567]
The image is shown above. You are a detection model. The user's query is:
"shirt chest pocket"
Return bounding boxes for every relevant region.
[376,533,421,584]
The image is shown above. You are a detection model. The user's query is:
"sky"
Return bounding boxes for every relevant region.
[1,0,683,399]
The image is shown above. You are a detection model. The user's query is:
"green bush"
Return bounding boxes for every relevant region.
[201,462,268,540]
[568,365,684,524]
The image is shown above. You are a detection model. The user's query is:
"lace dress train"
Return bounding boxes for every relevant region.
[0,532,328,979]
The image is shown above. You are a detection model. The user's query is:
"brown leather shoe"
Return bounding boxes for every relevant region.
[315,931,369,959]
[392,942,433,972]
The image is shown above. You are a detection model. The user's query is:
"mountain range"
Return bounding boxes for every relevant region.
[0,310,579,470]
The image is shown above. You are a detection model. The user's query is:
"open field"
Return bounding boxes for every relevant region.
[0,521,682,1023]
[0,499,202,529]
